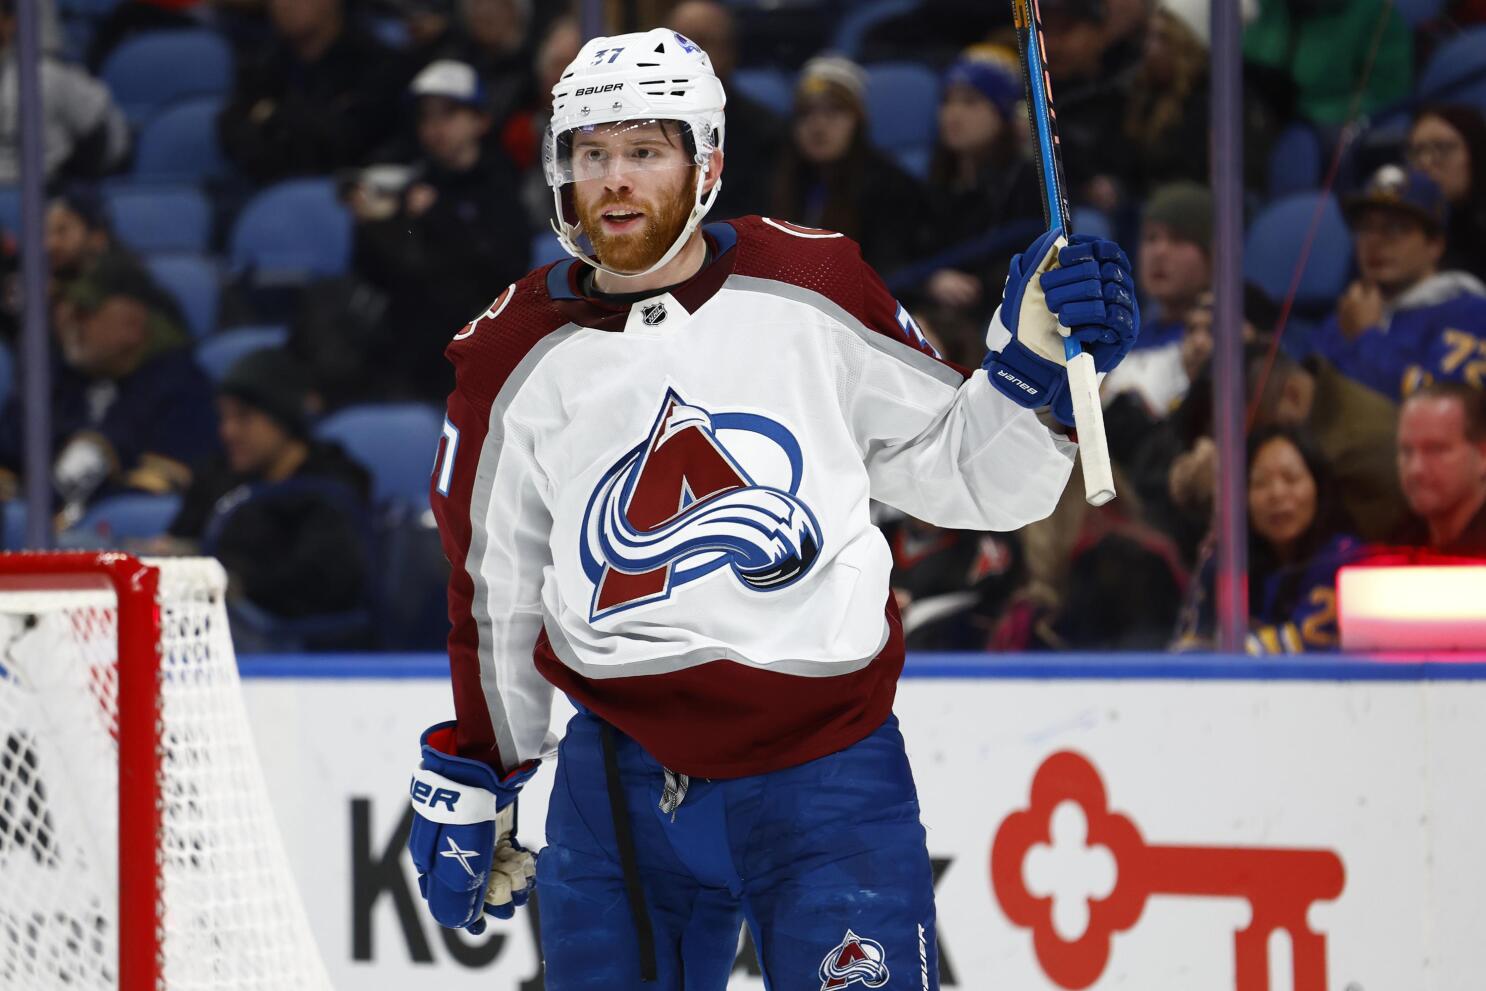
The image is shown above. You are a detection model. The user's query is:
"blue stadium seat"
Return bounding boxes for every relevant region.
[1071,206,1114,241]
[831,0,922,59]
[104,184,212,253]
[865,63,938,162]
[61,493,183,548]
[314,403,445,508]
[1267,123,1323,199]
[145,253,220,339]
[1244,192,1352,310]
[99,29,233,127]
[531,230,568,266]
[229,179,351,284]
[132,97,231,183]
[2,501,30,551]
[0,186,18,236]
[195,325,290,381]
[1418,26,1486,108]
[0,342,12,412]
[732,67,793,117]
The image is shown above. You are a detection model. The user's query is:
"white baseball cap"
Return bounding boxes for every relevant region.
[410,59,486,108]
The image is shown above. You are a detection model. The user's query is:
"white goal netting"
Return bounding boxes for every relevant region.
[0,555,332,990]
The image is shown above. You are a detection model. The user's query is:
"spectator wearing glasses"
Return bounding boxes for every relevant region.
[1313,165,1486,401]
[1408,105,1486,283]
[1394,381,1486,556]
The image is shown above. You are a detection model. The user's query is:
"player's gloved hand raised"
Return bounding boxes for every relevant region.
[983,228,1140,425]
[407,721,539,934]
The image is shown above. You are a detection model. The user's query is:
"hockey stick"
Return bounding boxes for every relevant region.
[1011,0,1116,506]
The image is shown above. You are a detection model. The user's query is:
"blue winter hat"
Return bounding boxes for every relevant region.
[943,45,1022,120]
[1343,164,1449,234]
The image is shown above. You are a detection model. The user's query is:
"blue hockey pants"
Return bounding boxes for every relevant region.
[535,710,939,990]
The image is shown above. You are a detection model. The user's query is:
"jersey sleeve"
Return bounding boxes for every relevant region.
[432,289,562,775]
[840,246,1077,530]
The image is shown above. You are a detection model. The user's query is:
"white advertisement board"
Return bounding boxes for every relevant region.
[241,672,1486,991]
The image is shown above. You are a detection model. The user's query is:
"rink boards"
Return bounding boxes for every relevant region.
[239,653,1486,991]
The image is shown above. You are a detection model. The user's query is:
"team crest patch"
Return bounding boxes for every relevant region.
[641,301,667,326]
[580,388,823,621]
[818,929,890,990]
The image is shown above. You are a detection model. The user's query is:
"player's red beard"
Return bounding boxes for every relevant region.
[575,169,695,273]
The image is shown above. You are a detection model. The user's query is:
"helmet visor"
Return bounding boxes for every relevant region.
[544,117,713,188]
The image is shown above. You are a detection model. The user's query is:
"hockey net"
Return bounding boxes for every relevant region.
[0,553,332,990]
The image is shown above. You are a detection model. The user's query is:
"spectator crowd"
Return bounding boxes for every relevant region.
[0,0,1484,653]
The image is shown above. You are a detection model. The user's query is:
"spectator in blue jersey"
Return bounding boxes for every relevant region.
[1394,382,1486,556]
[147,348,372,628]
[1314,165,1486,401]
[217,0,399,182]
[1104,182,1211,413]
[0,251,216,517]
[768,56,931,276]
[916,44,1042,360]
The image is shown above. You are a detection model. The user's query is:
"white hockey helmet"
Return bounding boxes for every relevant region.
[544,28,727,279]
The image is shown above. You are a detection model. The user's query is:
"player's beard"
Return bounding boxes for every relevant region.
[576,170,695,274]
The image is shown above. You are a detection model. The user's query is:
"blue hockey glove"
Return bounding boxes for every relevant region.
[407,721,539,934]
[983,230,1140,426]
[1039,235,1140,374]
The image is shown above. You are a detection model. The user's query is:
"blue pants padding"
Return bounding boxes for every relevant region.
[536,711,939,990]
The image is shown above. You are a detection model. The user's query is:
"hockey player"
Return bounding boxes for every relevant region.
[407,28,1138,989]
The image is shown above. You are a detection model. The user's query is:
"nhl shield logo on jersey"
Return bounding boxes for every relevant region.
[641,301,668,325]
[818,929,890,990]
[580,387,823,621]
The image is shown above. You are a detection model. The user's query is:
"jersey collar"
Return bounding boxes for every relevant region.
[547,222,739,331]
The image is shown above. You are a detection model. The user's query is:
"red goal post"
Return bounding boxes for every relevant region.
[0,552,331,990]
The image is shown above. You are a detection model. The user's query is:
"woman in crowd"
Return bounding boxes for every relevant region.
[917,44,1041,362]
[768,55,929,276]
[1174,426,1365,653]
[1408,104,1486,280]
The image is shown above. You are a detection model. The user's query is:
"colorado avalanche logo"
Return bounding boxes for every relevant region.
[818,930,890,990]
[580,388,823,621]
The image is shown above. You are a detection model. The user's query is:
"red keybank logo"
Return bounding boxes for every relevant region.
[991,751,1346,990]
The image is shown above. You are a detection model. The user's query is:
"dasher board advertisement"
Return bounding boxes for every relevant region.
[239,656,1486,990]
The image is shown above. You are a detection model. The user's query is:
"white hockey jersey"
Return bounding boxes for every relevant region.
[432,216,1075,777]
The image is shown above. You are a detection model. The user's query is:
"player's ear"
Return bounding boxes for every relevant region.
[702,148,724,194]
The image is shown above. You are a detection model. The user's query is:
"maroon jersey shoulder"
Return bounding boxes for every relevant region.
[444,262,573,407]
[724,216,968,376]
[726,215,873,289]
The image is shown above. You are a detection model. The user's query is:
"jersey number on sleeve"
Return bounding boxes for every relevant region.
[434,418,460,497]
